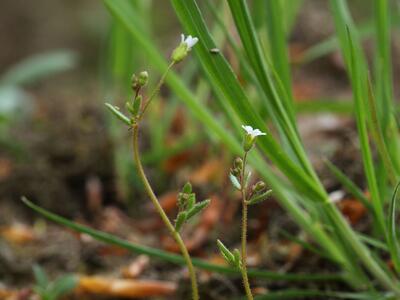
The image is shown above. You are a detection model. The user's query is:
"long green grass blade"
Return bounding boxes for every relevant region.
[330,0,385,235]
[22,197,342,282]
[254,290,389,300]
[0,51,77,86]
[265,0,293,99]
[387,182,400,274]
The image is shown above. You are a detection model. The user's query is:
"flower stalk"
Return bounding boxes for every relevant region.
[132,123,199,300]
[220,125,270,300]
[240,151,253,300]
[106,34,201,300]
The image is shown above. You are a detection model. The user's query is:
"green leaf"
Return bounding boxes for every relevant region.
[182,182,192,194]
[387,182,400,274]
[33,264,48,290]
[48,275,78,300]
[247,190,273,206]
[22,197,341,282]
[229,173,241,190]
[105,103,131,125]
[0,50,77,86]
[174,211,187,232]
[186,199,210,220]
[232,249,241,268]
[217,239,235,266]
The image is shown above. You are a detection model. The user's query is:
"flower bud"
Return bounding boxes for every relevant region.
[171,43,189,63]
[131,73,139,90]
[252,181,266,193]
[171,34,198,63]
[138,71,148,87]
[243,133,255,152]
[230,167,241,177]
[233,157,243,170]
[182,182,192,194]
[131,71,148,90]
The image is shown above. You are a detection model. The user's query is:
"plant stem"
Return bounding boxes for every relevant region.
[133,123,199,300]
[139,61,175,120]
[132,124,199,300]
[240,152,253,300]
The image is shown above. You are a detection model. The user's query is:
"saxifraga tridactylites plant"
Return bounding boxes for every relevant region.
[106,34,210,300]
[218,125,272,300]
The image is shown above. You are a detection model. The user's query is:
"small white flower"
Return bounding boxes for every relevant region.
[242,125,266,138]
[181,34,199,49]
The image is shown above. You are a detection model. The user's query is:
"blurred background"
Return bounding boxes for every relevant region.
[1,0,400,299]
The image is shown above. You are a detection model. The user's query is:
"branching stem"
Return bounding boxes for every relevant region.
[130,63,199,300]
[139,61,175,120]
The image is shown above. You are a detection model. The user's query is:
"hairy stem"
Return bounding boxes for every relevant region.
[240,152,253,300]
[132,124,199,300]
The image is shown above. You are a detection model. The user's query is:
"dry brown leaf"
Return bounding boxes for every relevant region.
[293,80,321,101]
[146,191,178,214]
[0,158,12,181]
[96,245,129,257]
[188,159,225,185]
[0,288,32,300]
[162,150,192,173]
[0,223,36,244]
[85,176,103,213]
[289,42,306,65]
[77,276,176,298]
[121,255,150,279]
[338,198,367,225]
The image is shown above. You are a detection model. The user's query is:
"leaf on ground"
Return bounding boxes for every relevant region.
[77,276,177,298]
[121,255,150,279]
[146,191,178,214]
[96,245,130,257]
[189,159,226,185]
[0,158,12,181]
[338,198,367,225]
[0,223,36,244]
[162,150,193,173]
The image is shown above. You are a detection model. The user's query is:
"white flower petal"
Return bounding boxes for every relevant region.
[180,34,199,49]
[242,125,253,134]
[187,37,198,48]
[242,125,266,138]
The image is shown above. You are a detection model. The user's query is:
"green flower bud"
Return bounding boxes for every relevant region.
[138,71,148,87]
[252,181,266,193]
[171,34,198,63]
[233,157,243,170]
[182,182,192,194]
[131,73,139,90]
[241,125,266,152]
[230,167,241,177]
[243,133,255,152]
[171,43,189,63]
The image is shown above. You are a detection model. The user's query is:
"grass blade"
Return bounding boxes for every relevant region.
[387,182,400,274]
[22,197,342,282]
